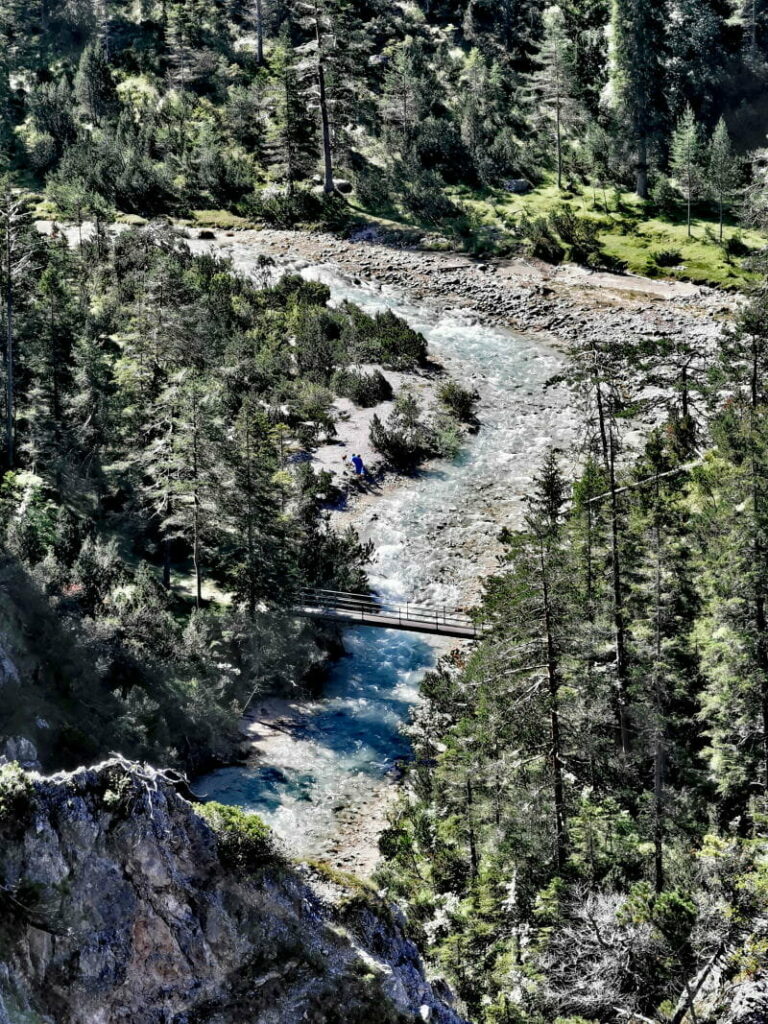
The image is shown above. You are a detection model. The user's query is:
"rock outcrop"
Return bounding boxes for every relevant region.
[0,760,465,1024]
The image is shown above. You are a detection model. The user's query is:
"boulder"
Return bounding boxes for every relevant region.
[503,178,533,194]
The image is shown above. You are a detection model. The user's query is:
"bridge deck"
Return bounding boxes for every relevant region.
[297,589,483,640]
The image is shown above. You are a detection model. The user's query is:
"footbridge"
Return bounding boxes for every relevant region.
[298,588,484,640]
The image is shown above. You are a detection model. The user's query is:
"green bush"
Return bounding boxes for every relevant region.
[332,368,393,407]
[651,248,683,267]
[438,380,479,423]
[0,763,35,830]
[367,310,428,369]
[354,165,393,213]
[519,214,565,263]
[547,205,602,265]
[198,801,279,872]
[369,392,438,470]
[247,186,349,231]
[725,233,751,257]
[651,174,679,215]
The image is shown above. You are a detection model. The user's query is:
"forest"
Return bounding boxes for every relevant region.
[2,0,768,1023]
[1,0,768,281]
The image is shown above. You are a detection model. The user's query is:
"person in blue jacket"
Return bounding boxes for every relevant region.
[351,453,365,475]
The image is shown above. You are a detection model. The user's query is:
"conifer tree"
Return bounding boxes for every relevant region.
[609,0,667,198]
[701,285,768,800]
[0,181,35,469]
[74,41,117,126]
[265,36,318,184]
[707,117,740,242]
[221,397,288,616]
[670,105,704,237]
[483,450,575,870]
[529,5,578,190]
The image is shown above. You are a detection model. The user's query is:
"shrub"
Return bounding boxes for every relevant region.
[247,186,349,231]
[547,206,602,265]
[651,248,683,267]
[0,763,35,830]
[725,233,751,257]
[438,380,479,424]
[432,416,463,459]
[368,310,428,369]
[198,801,279,871]
[332,368,393,407]
[651,174,679,215]
[519,214,565,263]
[354,165,393,213]
[369,391,437,470]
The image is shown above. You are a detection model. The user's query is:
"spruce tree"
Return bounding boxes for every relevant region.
[529,5,578,190]
[74,41,117,126]
[707,117,740,243]
[609,0,667,198]
[670,104,704,237]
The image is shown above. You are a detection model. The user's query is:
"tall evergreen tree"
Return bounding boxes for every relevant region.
[609,0,667,198]
[529,5,578,190]
[74,41,118,126]
[707,117,740,243]
[670,104,705,238]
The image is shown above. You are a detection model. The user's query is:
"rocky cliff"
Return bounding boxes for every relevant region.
[0,759,464,1024]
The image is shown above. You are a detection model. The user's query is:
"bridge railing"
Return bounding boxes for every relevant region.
[299,587,484,635]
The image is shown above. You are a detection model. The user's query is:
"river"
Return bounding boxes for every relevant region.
[196,253,577,867]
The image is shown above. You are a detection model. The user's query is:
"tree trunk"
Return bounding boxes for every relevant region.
[466,775,479,878]
[595,380,630,754]
[163,538,172,590]
[687,178,692,237]
[555,93,562,191]
[314,9,334,194]
[749,338,768,792]
[652,480,665,893]
[542,546,567,871]
[5,225,14,471]
[635,134,648,199]
[318,58,334,193]
[255,0,264,64]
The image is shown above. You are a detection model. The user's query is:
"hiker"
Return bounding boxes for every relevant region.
[351,453,365,476]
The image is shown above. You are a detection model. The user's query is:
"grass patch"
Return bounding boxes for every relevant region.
[353,176,765,290]
[305,859,395,924]
[115,212,149,226]
[190,209,254,231]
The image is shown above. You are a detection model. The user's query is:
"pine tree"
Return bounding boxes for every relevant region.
[701,285,768,801]
[0,181,35,469]
[74,41,117,126]
[291,0,365,193]
[529,5,578,190]
[482,450,575,871]
[555,334,642,755]
[670,104,704,237]
[221,397,288,616]
[149,371,223,606]
[609,0,667,198]
[627,431,698,892]
[707,117,740,243]
[265,36,318,184]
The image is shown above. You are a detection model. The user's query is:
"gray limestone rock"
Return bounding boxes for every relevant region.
[0,759,466,1024]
